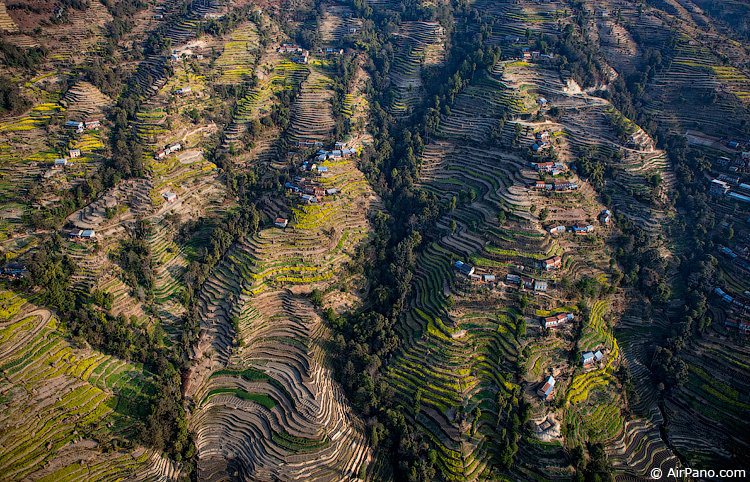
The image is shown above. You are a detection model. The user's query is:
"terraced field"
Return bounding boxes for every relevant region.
[2,0,750,478]
[187,57,378,479]
[0,290,179,480]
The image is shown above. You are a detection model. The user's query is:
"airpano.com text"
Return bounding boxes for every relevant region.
[650,467,747,479]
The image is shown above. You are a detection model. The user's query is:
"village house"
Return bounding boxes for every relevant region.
[548,225,566,235]
[278,43,303,54]
[70,229,96,240]
[506,273,521,285]
[521,276,548,292]
[323,47,344,56]
[535,131,551,143]
[173,87,192,96]
[54,158,68,167]
[325,188,338,196]
[531,142,550,152]
[540,256,562,271]
[65,120,84,133]
[715,156,732,167]
[582,350,604,366]
[572,224,594,234]
[710,179,731,197]
[84,119,101,130]
[69,149,81,158]
[482,274,496,282]
[537,375,555,400]
[582,352,595,366]
[715,287,734,304]
[533,161,566,175]
[292,50,309,64]
[297,140,324,149]
[162,192,177,203]
[274,217,289,228]
[728,192,750,204]
[553,181,578,191]
[454,260,475,277]
[543,312,574,329]
[599,209,612,224]
[533,161,554,171]
[155,149,167,160]
[335,141,347,149]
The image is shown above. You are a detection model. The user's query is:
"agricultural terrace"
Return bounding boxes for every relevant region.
[0,290,179,480]
[186,46,380,479]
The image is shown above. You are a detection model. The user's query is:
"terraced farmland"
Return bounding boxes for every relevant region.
[0,290,178,480]
[2,0,750,478]
[187,55,378,479]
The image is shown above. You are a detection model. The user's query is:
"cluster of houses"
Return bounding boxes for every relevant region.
[453,260,497,283]
[520,48,555,62]
[531,160,566,176]
[314,143,357,162]
[154,143,182,160]
[582,349,604,367]
[547,223,595,236]
[708,176,750,204]
[718,245,750,273]
[319,47,344,56]
[714,153,750,173]
[715,287,750,336]
[542,312,574,329]
[170,49,205,62]
[52,149,82,168]
[533,180,579,192]
[277,43,310,64]
[69,229,96,241]
[531,131,552,152]
[296,139,325,149]
[285,176,337,204]
[65,119,101,134]
[506,273,548,292]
